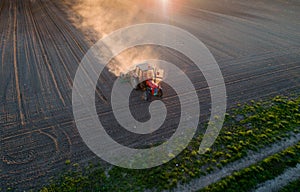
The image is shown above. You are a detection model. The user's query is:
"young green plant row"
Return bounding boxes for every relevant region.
[40,95,300,191]
[199,142,300,192]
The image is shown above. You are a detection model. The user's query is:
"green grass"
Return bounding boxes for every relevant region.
[39,95,300,191]
[199,142,300,192]
[279,178,300,192]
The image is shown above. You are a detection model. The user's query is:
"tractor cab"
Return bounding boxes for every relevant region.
[134,63,155,83]
[129,62,163,89]
[120,62,164,101]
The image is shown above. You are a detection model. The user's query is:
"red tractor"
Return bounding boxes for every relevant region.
[120,62,163,101]
[142,78,163,101]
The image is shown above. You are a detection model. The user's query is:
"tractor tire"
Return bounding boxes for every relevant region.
[139,81,146,90]
[157,89,163,98]
[143,90,151,101]
[142,91,148,101]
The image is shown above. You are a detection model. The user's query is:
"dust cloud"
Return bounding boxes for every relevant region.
[63,0,161,76]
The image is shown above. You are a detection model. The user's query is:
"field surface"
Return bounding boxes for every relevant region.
[0,0,299,190]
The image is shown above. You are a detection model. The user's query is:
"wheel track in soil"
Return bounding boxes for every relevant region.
[1,0,91,188]
[38,0,109,104]
[26,0,66,108]
[12,2,25,125]
[0,1,12,107]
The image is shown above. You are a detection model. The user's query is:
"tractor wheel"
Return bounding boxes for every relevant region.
[143,90,151,101]
[142,91,148,101]
[157,89,163,98]
[139,81,146,90]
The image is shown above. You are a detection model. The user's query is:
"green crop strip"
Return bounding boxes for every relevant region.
[279,178,300,192]
[199,142,300,192]
[39,95,300,192]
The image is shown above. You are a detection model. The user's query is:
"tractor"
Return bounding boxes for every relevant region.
[120,62,164,101]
